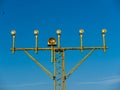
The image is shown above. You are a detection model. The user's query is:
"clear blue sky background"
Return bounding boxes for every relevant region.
[0,0,120,90]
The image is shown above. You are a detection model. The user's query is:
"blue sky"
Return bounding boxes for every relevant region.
[0,0,120,90]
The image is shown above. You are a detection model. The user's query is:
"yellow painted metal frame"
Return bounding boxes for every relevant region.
[11,29,107,90]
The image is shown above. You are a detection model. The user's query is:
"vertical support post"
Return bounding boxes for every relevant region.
[11,30,16,54]
[62,50,66,90]
[102,29,107,52]
[34,30,39,54]
[56,30,61,49]
[79,29,84,52]
[54,50,57,90]
[12,35,15,54]
[58,34,60,49]
[35,35,38,53]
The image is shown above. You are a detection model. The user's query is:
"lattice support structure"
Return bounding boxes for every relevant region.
[53,50,66,90]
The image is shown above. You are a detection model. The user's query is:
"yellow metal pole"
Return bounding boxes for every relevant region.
[56,30,61,49]
[10,46,107,51]
[58,35,60,48]
[80,34,83,52]
[35,35,38,54]
[102,29,107,52]
[53,50,57,90]
[34,30,39,54]
[62,50,66,90]
[12,35,15,54]
[79,29,84,52]
[11,30,16,54]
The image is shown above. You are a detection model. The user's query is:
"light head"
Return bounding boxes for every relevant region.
[102,29,107,34]
[11,30,16,35]
[48,37,56,46]
[56,30,61,35]
[34,30,39,35]
[79,29,84,34]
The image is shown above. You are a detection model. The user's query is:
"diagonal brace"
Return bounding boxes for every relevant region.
[66,48,95,78]
[24,50,53,79]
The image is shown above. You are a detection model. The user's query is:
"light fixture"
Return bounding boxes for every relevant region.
[56,30,61,35]
[34,30,39,35]
[48,37,56,46]
[102,29,107,34]
[79,29,84,34]
[11,30,16,35]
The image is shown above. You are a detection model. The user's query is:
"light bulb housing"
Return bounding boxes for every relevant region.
[102,29,107,34]
[56,30,61,35]
[79,29,84,34]
[34,30,39,35]
[11,30,16,35]
[48,37,56,46]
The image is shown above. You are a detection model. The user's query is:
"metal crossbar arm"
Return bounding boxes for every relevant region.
[11,46,107,51]
[66,48,95,78]
[63,46,107,50]
[24,50,53,79]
